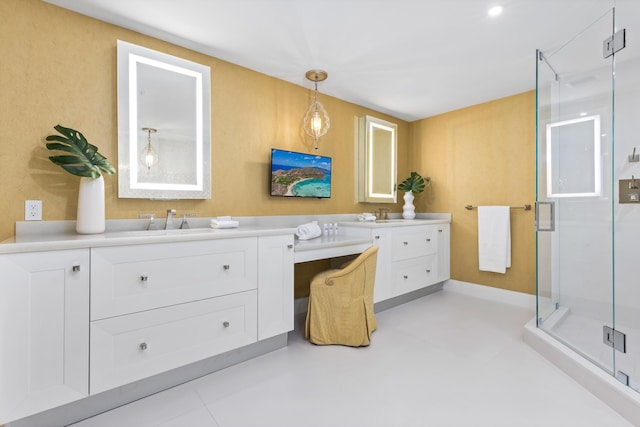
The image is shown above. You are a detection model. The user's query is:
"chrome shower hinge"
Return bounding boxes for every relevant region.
[603,325,626,353]
[603,29,626,58]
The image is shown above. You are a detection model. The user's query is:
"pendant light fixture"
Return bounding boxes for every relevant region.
[303,70,330,151]
[141,127,158,170]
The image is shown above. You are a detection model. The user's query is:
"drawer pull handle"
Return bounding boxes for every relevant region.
[140,275,149,282]
[287,244,293,249]
[439,229,443,233]
[403,241,408,246]
[223,321,230,328]
[426,269,431,273]
[403,275,408,279]
[426,238,431,242]
[139,342,148,351]
[223,265,230,270]
[72,265,81,272]
[375,235,380,240]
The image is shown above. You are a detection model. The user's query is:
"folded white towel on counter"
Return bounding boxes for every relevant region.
[296,221,322,240]
[357,213,377,222]
[478,206,511,274]
[210,219,239,229]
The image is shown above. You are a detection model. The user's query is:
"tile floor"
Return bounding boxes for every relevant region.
[70,287,635,427]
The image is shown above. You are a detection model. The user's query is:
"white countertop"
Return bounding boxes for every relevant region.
[0,213,451,255]
[0,225,296,254]
[338,217,450,228]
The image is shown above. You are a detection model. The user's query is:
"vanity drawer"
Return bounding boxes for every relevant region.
[89,290,257,394]
[391,226,437,261]
[91,238,257,320]
[391,255,438,295]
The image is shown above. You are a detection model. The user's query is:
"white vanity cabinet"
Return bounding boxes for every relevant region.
[341,221,450,303]
[0,229,295,423]
[89,238,261,393]
[258,234,294,340]
[0,250,89,424]
[88,234,294,394]
[391,225,439,296]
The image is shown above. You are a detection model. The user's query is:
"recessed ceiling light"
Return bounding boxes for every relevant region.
[488,6,503,16]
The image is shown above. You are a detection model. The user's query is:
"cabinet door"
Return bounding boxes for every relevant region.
[91,238,257,320]
[258,235,294,340]
[90,291,257,394]
[0,250,89,424]
[436,224,451,282]
[392,255,438,296]
[391,225,437,261]
[371,228,392,303]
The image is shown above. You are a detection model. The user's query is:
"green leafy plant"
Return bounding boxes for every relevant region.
[45,124,116,179]
[398,171,426,194]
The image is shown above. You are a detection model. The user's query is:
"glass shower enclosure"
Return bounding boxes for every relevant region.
[536,3,640,392]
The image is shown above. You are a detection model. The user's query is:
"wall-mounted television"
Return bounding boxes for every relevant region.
[270,148,332,198]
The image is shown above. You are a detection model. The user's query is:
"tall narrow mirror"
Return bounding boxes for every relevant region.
[117,40,211,199]
[356,115,397,203]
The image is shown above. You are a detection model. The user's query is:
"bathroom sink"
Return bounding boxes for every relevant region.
[105,228,214,238]
[375,219,408,223]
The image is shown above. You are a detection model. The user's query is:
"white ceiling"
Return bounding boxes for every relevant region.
[44,0,631,121]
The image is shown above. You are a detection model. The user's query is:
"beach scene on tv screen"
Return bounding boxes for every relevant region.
[271,150,331,198]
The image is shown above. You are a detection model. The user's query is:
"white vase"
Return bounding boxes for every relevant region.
[402,192,416,219]
[76,175,105,234]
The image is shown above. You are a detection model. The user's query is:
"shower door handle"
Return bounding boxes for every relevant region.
[535,201,555,232]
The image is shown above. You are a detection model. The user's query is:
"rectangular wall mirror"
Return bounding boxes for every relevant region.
[356,115,397,203]
[117,40,211,199]
[546,115,601,198]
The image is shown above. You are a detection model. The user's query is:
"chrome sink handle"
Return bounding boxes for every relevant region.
[180,213,196,229]
[165,209,177,230]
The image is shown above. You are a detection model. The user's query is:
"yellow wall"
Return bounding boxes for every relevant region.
[410,92,536,294]
[1,0,536,295]
[0,0,410,242]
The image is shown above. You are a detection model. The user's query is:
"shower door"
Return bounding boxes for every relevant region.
[536,9,616,374]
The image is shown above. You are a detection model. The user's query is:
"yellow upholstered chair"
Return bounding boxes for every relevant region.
[305,245,379,347]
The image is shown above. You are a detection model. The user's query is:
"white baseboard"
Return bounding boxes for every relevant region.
[443,279,536,310]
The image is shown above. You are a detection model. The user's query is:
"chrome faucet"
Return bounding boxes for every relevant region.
[164,209,176,230]
[179,213,196,229]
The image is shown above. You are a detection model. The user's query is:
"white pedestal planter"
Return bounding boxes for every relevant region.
[76,175,105,234]
[402,192,416,219]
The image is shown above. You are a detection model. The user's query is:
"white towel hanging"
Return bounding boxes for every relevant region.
[477,206,511,274]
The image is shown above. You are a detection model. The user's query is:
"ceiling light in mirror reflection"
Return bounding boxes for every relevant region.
[141,127,158,170]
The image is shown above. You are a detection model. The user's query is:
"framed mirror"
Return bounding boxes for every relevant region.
[546,115,601,198]
[117,40,211,199]
[356,115,397,203]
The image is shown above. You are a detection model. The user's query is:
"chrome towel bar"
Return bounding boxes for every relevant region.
[465,204,531,211]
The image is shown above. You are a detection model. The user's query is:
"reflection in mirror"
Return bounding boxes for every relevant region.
[356,115,397,203]
[117,40,211,199]
[546,115,601,198]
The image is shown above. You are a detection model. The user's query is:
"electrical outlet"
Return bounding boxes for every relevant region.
[25,200,42,221]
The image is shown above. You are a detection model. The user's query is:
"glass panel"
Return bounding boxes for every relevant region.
[536,10,615,375]
[611,1,640,393]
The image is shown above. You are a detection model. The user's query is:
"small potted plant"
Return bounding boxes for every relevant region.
[398,171,426,219]
[45,124,115,234]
